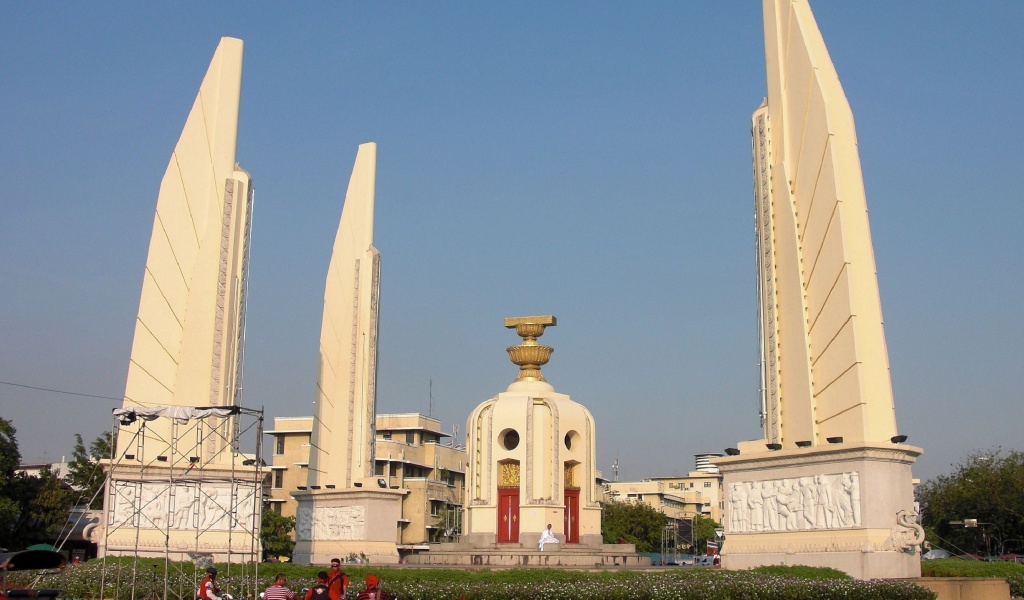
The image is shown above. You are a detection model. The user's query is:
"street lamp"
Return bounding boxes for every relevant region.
[951,519,1000,557]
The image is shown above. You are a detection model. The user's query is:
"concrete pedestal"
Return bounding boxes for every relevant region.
[292,488,405,564]
[715,443,924,579]
[100,463,262,562]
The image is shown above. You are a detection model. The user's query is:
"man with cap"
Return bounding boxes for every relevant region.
[326,558,349,600]
[197,567,222,600]
[355,575,391,600]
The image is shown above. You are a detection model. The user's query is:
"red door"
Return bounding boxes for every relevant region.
[497,488,520,543]
[563,488,580,544]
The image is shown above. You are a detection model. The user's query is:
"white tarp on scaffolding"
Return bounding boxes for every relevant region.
[113,406,237,424]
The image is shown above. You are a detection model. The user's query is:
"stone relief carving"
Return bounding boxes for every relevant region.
[109,480,258,533]
[885,510,925,552]
[296,505,366,542]
[296,506,313,541]
[728,472,861,533]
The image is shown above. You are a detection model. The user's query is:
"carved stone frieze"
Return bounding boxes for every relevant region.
[727,472,861,533]
[108,479,257,533]
[726,540,900,554]
[295,504,367,542]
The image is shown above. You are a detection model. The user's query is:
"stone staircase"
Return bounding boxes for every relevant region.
[405,542,651,567]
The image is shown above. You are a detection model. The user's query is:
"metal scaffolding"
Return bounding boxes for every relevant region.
[99,406,264,600]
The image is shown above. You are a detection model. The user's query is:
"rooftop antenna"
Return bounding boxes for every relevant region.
[428,379,433,418]
[612,456,619,482]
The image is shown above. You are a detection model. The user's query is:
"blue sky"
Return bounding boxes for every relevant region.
[1,2,1021,484]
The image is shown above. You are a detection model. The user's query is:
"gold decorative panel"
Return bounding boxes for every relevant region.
[499,461,520,487]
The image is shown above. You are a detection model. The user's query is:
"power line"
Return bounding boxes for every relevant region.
[0,380,122,401]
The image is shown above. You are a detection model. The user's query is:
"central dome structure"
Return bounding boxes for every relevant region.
[462,316,602,549]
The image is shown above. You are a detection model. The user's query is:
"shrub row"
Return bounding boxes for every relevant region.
[10,561,937,600]
[921,557,1024,597]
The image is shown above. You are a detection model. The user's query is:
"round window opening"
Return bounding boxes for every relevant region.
[502,430,520,451]
[564,433,572,450]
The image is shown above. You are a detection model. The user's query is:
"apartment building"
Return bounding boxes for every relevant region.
[265,413,466,550]
[602,454,725,525]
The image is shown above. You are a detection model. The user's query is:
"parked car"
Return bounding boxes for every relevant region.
[0,550,66,600]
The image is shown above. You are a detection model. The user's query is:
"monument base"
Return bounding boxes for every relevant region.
[405,539,649,567]
[715,443,924,579]
[100,463,261,562]
[292,487,405,565]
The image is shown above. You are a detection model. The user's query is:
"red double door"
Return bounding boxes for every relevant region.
[563,488,580,544]
[497,487,519,543]
[497,486,580,544]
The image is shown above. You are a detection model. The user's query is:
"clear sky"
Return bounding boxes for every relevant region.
[1,2,1021,484]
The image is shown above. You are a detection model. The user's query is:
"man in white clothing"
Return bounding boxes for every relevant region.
[538,523,559,551]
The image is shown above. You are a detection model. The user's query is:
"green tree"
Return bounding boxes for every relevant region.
[66,431,114,509]
[600,499,668,552]
[916,448,1024,556]
[0,418,74,549]
[0,417,22,546]
[21,465,74,541]
[692,515,721,553]
[260,510,295,560]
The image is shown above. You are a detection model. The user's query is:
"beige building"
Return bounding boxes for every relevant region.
[265,417,314,519]
[603,455,725,525]
[266,413,467,553]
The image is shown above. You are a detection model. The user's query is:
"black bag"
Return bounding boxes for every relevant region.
[309,584,329,600]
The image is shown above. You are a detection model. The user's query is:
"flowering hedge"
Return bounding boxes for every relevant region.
[10,561,936,600]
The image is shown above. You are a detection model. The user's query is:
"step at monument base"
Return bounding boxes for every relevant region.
[406,542,651,567]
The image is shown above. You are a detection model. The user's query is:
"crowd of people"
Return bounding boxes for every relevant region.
[196,559,393,600]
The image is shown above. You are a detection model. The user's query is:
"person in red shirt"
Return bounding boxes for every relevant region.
[326,558,348,600]
[355,575,391,600]
[305,572,330,600]
[197,567,221,600]
[263,574,296,600]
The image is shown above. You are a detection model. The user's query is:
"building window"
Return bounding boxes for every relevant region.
[382,432,392,440]
[270,503,281,514]
[275,436,285,455]
[273,470,284,489]
[689,482,694,488]
[704,482,712,488]
[431,501,442,516]
[406,432,416,445]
